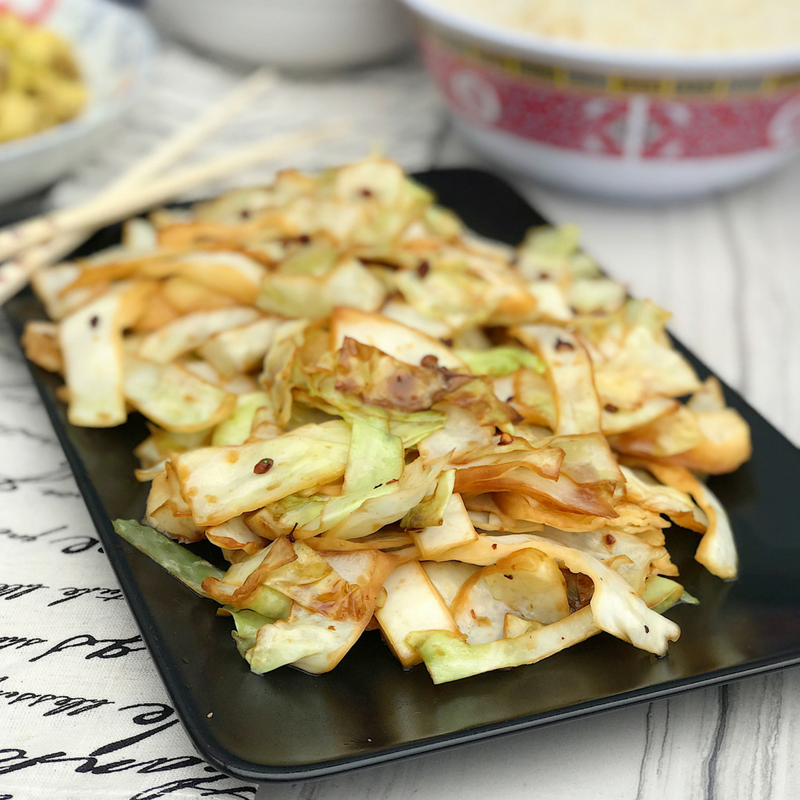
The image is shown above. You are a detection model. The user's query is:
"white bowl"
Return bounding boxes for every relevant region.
[148,0,414,71]
[0,0,156,205]
[402,0,800,200]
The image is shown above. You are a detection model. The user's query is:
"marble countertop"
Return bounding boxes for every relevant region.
[1,39,798,800]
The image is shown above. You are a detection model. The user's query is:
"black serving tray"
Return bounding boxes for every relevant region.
[6,169,800,782]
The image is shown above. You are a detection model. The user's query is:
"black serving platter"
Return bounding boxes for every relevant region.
[6,169,800,783]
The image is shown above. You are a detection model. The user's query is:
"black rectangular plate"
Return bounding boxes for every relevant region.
[6,168,800,783]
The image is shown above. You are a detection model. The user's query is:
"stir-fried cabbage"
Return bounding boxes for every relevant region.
[24,156,751,683]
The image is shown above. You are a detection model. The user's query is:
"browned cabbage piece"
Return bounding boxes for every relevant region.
[624,459,738,580]
[145,467,205,543]
[495,492,668,534]
[32,263,110,320]
[513,324,601,435]
[21,320,62,373]
[592,325,701,409]
[334,337,472,412]
[330,307,466,370]
[610,405,752,474]
[210,537,397,674]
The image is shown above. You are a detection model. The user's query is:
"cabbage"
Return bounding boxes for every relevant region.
[229,608,274,656]
[330,307,466,370]
[242,543,396,674]
[401,469,455,529]
[176,421,351,526]
[260,318,309,428]
[374,560,460,668]
[513,324,601,435]
[334,337,472,413]
[113,519,222,597]
[408,607,598,684]
[123,356,236,434]
[343,416,404,494]
[451,549,570,644]
[642,576,698,614]
[411,494,477,558]
[199,317,281,377]
[60,282,155,427]
[42,158,750,683]
[430,533,680,654]
[137,307,261,364]
[327,456,446,540]
[256,257,386,319]
[205,516,267,556]
[455,346,545,377]
[593,325,701,409]
[211,392,272,446]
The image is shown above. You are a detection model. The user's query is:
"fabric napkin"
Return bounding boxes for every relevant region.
[0,316,257,800]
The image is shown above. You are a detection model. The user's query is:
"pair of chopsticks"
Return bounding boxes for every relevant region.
[0,68,349,307]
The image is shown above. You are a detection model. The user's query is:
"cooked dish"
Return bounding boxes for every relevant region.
[22,158,751,683]
[0,10,87,143]
[434,0,800,52]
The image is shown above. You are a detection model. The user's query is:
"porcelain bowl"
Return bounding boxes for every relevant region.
[148,0,414,71]
[402,0,800,200]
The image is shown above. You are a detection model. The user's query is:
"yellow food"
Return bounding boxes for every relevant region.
[0,11,87,143]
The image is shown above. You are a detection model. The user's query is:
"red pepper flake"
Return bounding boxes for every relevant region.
[498,432,514,445]
[420,354,439,369]
[253,457,274,474]
[644,625,650,634]
[417,260,430,278]
[603,534,616,546]
[386,478,399,485]
[604,404,618,413]
[504,574,513,580]
[491,543,498,550]
[537,272,551,281]
[299,234,311,244]
[239,209,251,219]
[506,395,515,403]
[555,338,575,352]
[441,337,454,347]
[360,188,373,198]
[89,315,99,328]
[470,609,477,619]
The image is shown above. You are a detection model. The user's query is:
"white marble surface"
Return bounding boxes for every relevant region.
[1,36,799,800]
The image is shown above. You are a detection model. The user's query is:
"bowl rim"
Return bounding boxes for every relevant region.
[0,0,157,164]
[401,0,800,75]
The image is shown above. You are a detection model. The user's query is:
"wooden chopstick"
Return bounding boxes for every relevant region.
[109,68,278,194]
[0,68,278,307]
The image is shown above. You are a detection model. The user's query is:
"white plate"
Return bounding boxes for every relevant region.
[0,0,156,205]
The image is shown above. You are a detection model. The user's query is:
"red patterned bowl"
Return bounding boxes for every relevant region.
[402,0,800,199]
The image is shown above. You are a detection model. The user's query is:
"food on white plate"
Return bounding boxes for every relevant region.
[22,157,751,683]
[0,10,87,143]
[433,0,800,53]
